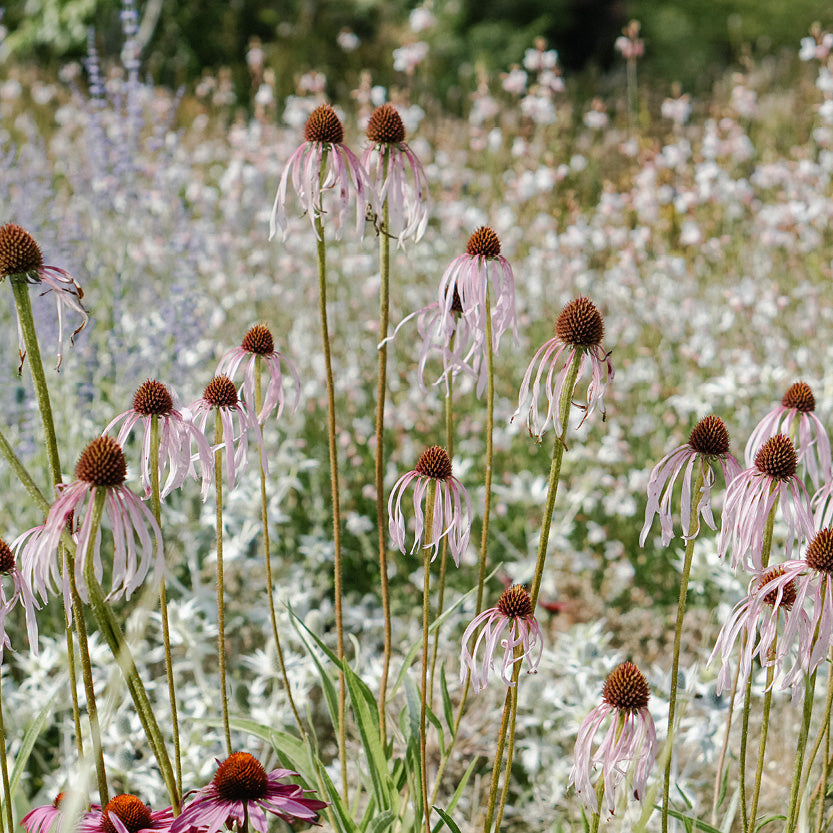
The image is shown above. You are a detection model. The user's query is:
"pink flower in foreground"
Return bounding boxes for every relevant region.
[718,435,814,571]
[460,584,543,691]
[512,297,614,441]
[0,537,38,661]
[388,445,471,565]
[22,794,100,833]
[640,415,741,547]
[269,103,373,241]
[745,382,831,489]
[17,436,162,621]
[79,795,172,833]
[569,661,657,816]
[709,564,810,695]
[171,752,327,833]
[105,380,213,501]
[216,324,301,425]
[362,103,430,243]
[0,223,88,370]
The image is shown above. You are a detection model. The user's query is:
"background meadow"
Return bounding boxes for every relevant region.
[3,1,833,829]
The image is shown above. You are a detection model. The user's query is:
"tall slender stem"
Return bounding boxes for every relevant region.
[787,668,818,832]
[475,290,495,617]
[420,479,437,833]
[254,357,305,737]
[747,646,776,832]
[375,168,392,742]
[661,464,705,833]
[0,679,14,833]
[150,415,182,799]
[213,411,232,755]
[489,645,522,833]
[529,351,582,611]
[805,648,833,814]
[61,546,85,762]
[711,643,743,825]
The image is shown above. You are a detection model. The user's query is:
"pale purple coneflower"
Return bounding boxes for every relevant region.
[459,584,543,691]
[170,752,327,833]
[78,794,172,833]
[16,436,163,621]
[436,227,518,359]
[0,223,88,370]
[709,564,810,695]
[22,794,99,833]
[388,445,471,566]
[0,538,38,661]
[269,103,373,241]
[190,375,262,490]
[361,103,430,243]
[512,297,614,441]
[640,415,741,547]
[215,324,300,425]
[568,661,657,816]
[104,379,213,501]
[718,434,815,572]
[745,382,831,489]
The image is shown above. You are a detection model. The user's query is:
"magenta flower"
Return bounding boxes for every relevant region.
[436,227,518,360]
[16,436,162,620]
[22,794,99,833]
[718,435,815,571]
[0,537,38,661]
[568,661,657,816]
[512,297,614,441]
[460,585,543,691]
[170,752,327,833]
[0,223,88,370]
[745,382,831,489]
[269,103,373,241]
[388,445,471,565]
[640,415,741,547]
[78,794,172,833]
[361,103,430,243]
[215,324,300,425]
[709,564,810,695]
[190,376,262,490]
[105,380,213,501]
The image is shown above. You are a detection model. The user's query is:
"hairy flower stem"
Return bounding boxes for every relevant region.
[747,645,776,833]
[711,647,743,825]
[314,151,347,795]
[787,668,819,832]
[804,648,833,814]
[0,680,14,833]
[254,358,305,737]
[150,415,182,799]
[529,351,583,611]
[420,480,437,833]
[9,277,62,491]
[81,491,179,810]
[213,411,232,756]
[475,290,495,617]
[661,465,705,833]
[376,174,392,742]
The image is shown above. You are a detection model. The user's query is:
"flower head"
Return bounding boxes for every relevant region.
[388,445,472,565]
[361,103,430,243]
[105,380,214,501]
[640,415,742,547]
[16,436,163,623]
[459,584,543,691]
[216,324,301,425]
[79,795,172,833]
[0,537,38,662]
[270,103,373,241]
[23,794,99,833]
[568,661,657,815]
[745,382,831,489]
[0,223,88,370]
[718,434,815,571]
[513,297,614,441]
[170,752,327,833]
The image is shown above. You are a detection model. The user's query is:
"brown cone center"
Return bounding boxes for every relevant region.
[241,324,274,356]
[806,528,833,574]
[0,223,43,278]
[496,585,533,618]
[366,104,406,144]
[0,540,14,575]
[688,415,730,456]
[304,104,344,144]
[203,376,239,408]
[555,297,604,347]
[465,227,501,258]
[102,795,152,833]
[602,661,650,711]
[414,446,452,480]
[782,381,815,413]
[132,380,173,416]
[758,565,797,608]
[213,752,269,802]
[754,434,797,480]
[75,436,127,487]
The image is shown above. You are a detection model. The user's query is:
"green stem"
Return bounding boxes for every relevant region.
[376,174,392,742]
[420,479,437,833]
[817,704,829,833]
[528,350,582,611]
[711,641,743,825]
[787,664,821,830]
[661,465,705,833]
[150,415,182,799]
[0,678,14,833]
[254,357,305,737]
[0,424,49,513]
[81,490,179,809]
[747,646,776,832]
[314,149,347,796]
[213,410,232,756]
[491,647,522,833]
[475,290,494,617]
[9,276,62,490]
[805,648,833,816]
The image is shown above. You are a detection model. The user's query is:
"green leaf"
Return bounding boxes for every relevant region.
[431,806,462,833]
[754,816,787,832]
[316,757,361,833]
[440,664,454,734]
[366,810,396,833]
[662,807,725,833]
[444,756,478,817]
[289,613,339,728]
